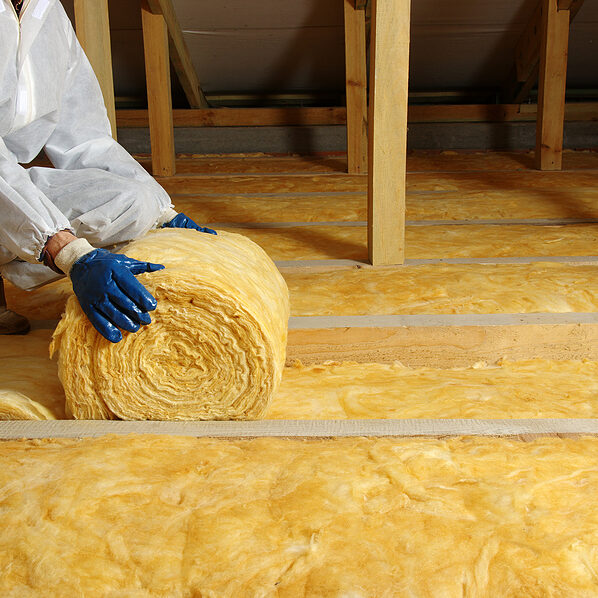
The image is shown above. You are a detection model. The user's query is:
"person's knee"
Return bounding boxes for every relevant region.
[71,179,165,247]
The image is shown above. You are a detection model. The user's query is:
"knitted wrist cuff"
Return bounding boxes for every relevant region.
[54,238,95,275]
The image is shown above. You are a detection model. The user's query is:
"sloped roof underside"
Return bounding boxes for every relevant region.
[62,0,597,101]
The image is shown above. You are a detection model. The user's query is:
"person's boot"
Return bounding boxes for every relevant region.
[0,276,30,335]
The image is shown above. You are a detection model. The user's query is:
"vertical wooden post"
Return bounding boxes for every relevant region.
[73,0,117,140]
[343,0,368,174]
[535,0,571,171]
[141,0,176,177]
[367,0,410,266]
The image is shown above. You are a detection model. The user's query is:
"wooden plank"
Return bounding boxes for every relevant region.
[141,0,176,177]
[513,63,540,105]
[276,256,598,269]
[73,0,117,140]
[115,103,598,128]
[289,313,598,328]
[117,107,347,128]
[344,0,368,174]
[536,0,571,170]
[144,0,208,109]
[287,321,598,367]
[1,419,597,440]
[367,0,411,265]
[409,102,597,123]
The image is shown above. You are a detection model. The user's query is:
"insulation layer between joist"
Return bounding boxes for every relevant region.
[285,264,598,316]
[158,171,598,196]
[216,223,598,262]
[1,419,598,439]
[135,151,598,174]
[173,189,598,226]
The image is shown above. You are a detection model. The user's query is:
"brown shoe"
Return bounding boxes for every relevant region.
[0,276,30,335]
[0,308,30,335]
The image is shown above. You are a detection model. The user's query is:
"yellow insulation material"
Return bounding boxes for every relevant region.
[0,435,597,596]
[50,229,290,420]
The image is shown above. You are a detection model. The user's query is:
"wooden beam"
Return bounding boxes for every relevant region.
[536,0,571,170]
[367,0,411,266]
[117,107,347,128]
[1,419,597,439]
[354,0,368,10]
[115,102,598,128]
[141,0,176,176]
[513,63,540,105]
[73,0,117,140]
[287,319,598,367]
[343,0,368,174]
[144,0,208,109]
[563,0,585,17]
[408,102,598,123]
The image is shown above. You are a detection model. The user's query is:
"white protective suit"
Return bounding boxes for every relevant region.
[0,0,175,290]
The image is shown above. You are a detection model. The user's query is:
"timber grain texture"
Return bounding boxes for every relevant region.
[1,419,598,439]
[286,320,598,367]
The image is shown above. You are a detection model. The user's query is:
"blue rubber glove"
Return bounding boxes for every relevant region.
[163,213,217,235]
[70,249,165,343]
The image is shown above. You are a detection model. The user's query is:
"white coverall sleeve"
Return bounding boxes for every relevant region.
[0,136,72,264]
[43,16,174,217]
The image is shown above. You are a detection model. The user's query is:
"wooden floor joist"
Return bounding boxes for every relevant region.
[1,419,597,440]
[286,319,598,367]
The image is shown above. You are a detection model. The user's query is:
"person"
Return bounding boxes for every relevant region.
[0,0,214,343]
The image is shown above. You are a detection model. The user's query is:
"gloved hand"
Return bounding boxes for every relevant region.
[163,213,217,235]
[70,249,165,343]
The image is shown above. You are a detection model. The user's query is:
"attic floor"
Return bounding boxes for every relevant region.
[3,149,598,419]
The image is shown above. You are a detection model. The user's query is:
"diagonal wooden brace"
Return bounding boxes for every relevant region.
[503,0,584,104]
[144,0,208,109]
